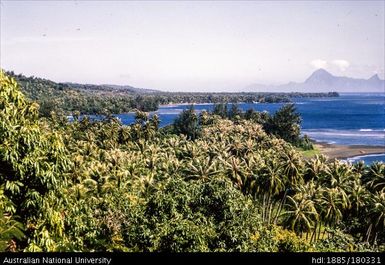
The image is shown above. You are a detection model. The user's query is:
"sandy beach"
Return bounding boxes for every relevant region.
[315,142,385,160]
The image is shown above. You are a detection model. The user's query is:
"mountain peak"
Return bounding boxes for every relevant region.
[247,69,384,92]
[368,74,380,81]
[305,68,334,83]
[312,68,333,76]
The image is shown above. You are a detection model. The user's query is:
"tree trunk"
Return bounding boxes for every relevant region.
[262,193,267,223]
[274,189,288,224]
[310,224,317,243]
[365,224,373,243]
[268,193,274,224]
[322,225,327,239]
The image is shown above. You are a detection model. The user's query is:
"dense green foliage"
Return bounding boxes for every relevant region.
[243,104,313,149]
[7,71,160,115]
[180,102,312,149]
[1,72,382,252]
[152,91,339,105]
[173,105,201,140]
[7,71,338,117]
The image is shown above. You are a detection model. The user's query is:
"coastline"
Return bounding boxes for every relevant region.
[314,141,385,160]
[160,102,215,107]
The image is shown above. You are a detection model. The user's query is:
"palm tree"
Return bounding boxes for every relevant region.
[325,160,354,210]
[210,141,231,161]
[281,181,324,242]
[280,149,303,187]
[272,149,305,224]
[243,139,256,156]
[352,160,366,175]
[180,141,203,160]
[365,162,385,193]
[305,155,329,181]
[150,114,160,131]
[184,157,220,180]
[366,191,385,243]
[118,126,132,144]
[319,187,345,230]
[282,195,318,237]
[229,139,245,157]
[161,152,182,178]
[164,136,184,158]
[223,156,248,189]
[257,158,285,224]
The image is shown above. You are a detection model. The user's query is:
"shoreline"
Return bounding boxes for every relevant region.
[314,141,385,160]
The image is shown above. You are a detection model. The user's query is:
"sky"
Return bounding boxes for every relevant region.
[0,0,384,92]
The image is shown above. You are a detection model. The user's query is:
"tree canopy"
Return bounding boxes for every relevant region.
[0,71,382,252]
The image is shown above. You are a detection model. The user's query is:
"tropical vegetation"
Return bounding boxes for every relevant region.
[1,71,383,252]
[7,71,338,117]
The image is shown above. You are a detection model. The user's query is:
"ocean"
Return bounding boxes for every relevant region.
[114,93,385,163]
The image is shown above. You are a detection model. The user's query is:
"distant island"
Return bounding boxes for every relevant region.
[6,70,338,116]
[246,68,385,93]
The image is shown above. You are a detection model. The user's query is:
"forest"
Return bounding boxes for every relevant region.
[7,71,339,117]
[1,71,384,252]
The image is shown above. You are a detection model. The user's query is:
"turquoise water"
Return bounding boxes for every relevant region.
[114,93,385,163]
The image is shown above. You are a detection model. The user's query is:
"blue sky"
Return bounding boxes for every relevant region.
[1,0,384,92]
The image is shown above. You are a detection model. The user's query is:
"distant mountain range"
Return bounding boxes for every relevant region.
[246,69,385,93]
[6,69,384,93]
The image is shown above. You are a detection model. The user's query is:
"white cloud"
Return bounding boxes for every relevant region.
[331,59,350,71]
[310,59,351,72]
[310,59,328,69]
